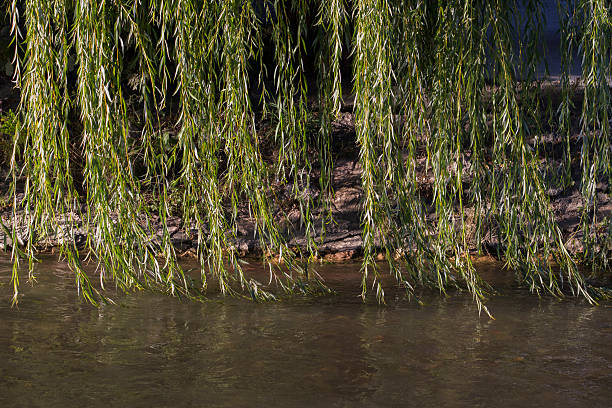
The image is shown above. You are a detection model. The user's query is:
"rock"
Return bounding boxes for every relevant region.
[324,250,357,262]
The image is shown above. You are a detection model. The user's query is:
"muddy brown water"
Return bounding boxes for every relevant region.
[1,256,611,408]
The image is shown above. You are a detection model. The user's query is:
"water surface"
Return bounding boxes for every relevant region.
[1,257,611,408]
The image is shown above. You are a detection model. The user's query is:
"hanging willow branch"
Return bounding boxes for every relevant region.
[316,0,346,227]
[6,0,611,308]
[579,0,612,273]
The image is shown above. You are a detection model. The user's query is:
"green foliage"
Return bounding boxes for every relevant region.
[6,0,611,310]
[0,109,16,164]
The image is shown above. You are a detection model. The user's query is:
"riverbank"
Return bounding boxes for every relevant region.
[0,78,610,269]
[1,115,610,263]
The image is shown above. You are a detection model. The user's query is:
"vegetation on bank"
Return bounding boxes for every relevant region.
[2,0,611,313]
[0,109,16,165]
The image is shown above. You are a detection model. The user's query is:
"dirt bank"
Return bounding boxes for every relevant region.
[0,79,610,264]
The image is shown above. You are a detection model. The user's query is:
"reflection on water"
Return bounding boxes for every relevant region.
[0,257,611,408]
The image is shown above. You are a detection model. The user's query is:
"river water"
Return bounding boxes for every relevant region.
[1,257,611,408]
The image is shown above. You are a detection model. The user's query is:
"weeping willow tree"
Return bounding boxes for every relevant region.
[4,0,611,309]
